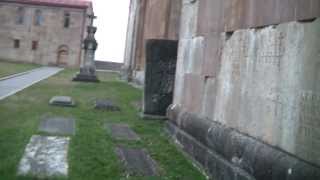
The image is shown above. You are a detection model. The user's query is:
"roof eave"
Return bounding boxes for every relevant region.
[2,0,90,9]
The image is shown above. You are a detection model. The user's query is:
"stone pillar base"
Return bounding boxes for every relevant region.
[166,105,320,180]
[72,73,99,83]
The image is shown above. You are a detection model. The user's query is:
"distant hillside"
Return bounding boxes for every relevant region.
[95,60,123,71]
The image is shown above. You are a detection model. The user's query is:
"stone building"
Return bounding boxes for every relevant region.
[124,0,320,179]
[122,0,181,85]
[0,0,93,68]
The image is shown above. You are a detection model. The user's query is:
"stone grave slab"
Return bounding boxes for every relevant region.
[49,96,75,107]
[38,117,75,136]
[18,135,70,178]
[107,124,140,141]
[115,147,158,176]
[94,99,120,111]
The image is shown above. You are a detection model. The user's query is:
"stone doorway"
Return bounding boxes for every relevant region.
[143,39,178,117]
[57,45,69,67]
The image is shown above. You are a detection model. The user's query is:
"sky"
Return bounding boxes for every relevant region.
[91,0,130,63]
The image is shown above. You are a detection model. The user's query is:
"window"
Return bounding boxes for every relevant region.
[34,9,43,26]
[32,41,38,50]
[14,39,20,48]
[64,12,70,28]
[16,7,25,25]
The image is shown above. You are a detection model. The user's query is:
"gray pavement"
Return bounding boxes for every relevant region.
[0,67,63,100]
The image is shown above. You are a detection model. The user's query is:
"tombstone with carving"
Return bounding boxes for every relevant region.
[73,14,99,82]
[143,39,178,118]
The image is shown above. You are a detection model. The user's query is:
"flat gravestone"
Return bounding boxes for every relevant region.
[49,96,75,107]
[38,117,75,136]
[95,99,120,111]
[18,135,70,178]
[116,147,158,176]
[107,123,140,141]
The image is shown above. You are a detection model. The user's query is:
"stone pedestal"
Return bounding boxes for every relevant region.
[73,67,99,82]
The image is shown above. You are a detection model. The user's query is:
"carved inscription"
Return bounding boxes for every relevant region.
[227,33,250,59]
[151,59,176,102]
[298,91,320,140]
[256,31,285,67]
[144,40,178,116]
[224,32,250,81]
[296,91,320,164]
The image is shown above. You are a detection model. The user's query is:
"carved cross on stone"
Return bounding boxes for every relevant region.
[87,14,97,26]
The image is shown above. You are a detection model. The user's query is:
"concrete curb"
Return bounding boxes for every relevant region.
[0,67,63,101]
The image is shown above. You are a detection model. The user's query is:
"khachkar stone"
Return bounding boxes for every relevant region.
[73,14,99,82]
[143,39,178,118]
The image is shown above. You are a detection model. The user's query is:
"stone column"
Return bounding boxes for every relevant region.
[73,14,99,82]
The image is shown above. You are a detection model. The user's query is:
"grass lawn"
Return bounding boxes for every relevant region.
[0,61,39,78]
[0,70,205,180]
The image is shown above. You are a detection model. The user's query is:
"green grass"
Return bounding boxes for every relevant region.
[0,70,205,180]
[0,61,39,78]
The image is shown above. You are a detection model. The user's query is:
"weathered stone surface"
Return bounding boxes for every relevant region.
[175,18,320,168]
[167,106,320,180]
[173,0,199,106]
[122,0,140,82]
[182,73,204,114]
[179,0,199,39]
[18,135,70,178]
[38,117,75,136]
[143,39,178,117]
[94,99,120,111]
[214,19,320,166]
[115,147,158,176]
[122,0,181,85]
[107,124,140,141]
[49,96,75,107]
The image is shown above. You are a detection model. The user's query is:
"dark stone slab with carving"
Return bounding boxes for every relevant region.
[106,123,140,141]
[143,39,178,117]
[49,96,75,107]
[115,147,158,176]
[94,99,120,111]
[38,116,75,136]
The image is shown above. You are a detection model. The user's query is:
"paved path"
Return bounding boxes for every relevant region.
[0,67,63,100]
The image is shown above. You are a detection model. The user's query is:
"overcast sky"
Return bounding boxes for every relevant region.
[91,0,130,62]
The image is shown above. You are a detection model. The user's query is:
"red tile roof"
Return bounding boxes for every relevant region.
[3,0,91,9]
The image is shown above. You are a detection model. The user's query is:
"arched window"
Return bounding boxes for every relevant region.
[34,9,43,26]
[16,7,25,25]
[64,12,70,28]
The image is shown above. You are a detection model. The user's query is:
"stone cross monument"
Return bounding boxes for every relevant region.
[73,14,99,82]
